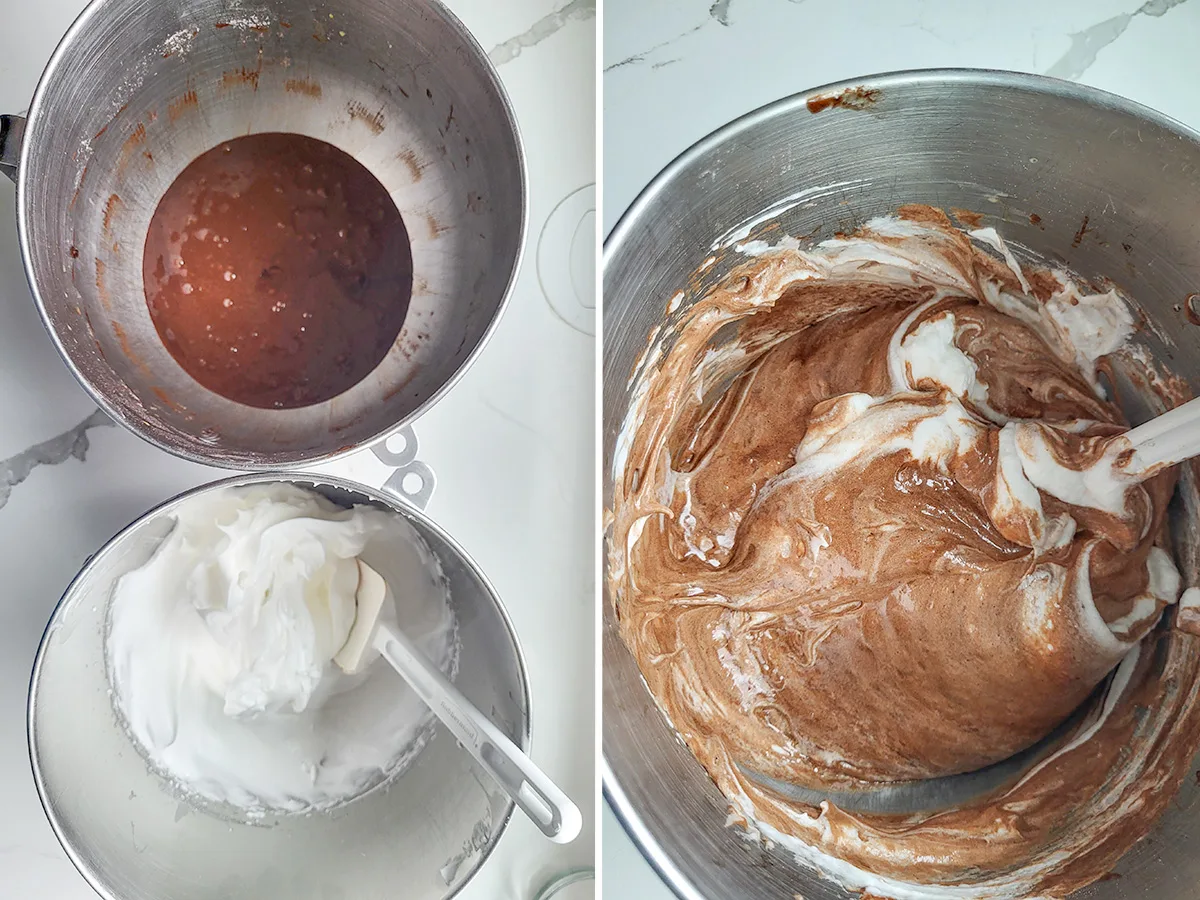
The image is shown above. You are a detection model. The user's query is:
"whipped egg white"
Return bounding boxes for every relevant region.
[107,482,456,813]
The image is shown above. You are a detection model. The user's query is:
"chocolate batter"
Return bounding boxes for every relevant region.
[609,208,1200,897]
[143,133,412,409]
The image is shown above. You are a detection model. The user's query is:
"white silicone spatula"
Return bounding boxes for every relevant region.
[1122,395,1200,477]
[334,559,582,844]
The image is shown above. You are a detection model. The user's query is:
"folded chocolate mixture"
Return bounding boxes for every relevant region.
[609,207,1200,898]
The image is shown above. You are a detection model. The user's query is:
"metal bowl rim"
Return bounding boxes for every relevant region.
[15,0,529,471]
[27,469,532,900]
[601,66,1200,900]
[602,66,1200,259]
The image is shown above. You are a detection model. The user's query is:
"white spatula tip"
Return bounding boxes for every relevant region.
[552,800,583,844]
[333,559,388,674]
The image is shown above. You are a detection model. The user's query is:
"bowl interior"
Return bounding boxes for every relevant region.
[19,0,524,468]
[603,70,1200,900]
[30,474,529,900]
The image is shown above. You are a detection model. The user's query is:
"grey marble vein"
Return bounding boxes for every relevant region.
[0,408,113,509]
[605,21,707,71]
[489,0,595,66]
[710,0,733,26]
[607,0,809,72]
[1045,0,1191,80]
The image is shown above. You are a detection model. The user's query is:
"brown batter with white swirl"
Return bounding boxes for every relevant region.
[608,208,1200,897]
[144,132,412,409]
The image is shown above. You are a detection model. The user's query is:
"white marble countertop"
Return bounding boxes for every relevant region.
[602,0,1200,896]
[0,1,595,897]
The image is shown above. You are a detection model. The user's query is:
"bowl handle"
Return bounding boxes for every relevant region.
[372,424,436,510]
[0,114,24,183]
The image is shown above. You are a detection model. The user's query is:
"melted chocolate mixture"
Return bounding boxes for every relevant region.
[144,132,413,409]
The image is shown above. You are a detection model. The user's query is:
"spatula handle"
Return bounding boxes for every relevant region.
[1124,396,1200,474]
[373,623,582,844]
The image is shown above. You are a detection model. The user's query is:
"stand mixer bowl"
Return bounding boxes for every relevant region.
[1,0,524,468]
[29,472,530,900]
[603,69,1200,900]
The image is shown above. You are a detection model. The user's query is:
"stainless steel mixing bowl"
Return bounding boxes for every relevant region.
[0,0,524,468]
[602,69,1200,900]
[29,471,529,900]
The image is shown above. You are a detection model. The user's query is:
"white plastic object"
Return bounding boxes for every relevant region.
[1124,396,1200,475]
[336,560,582,844]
